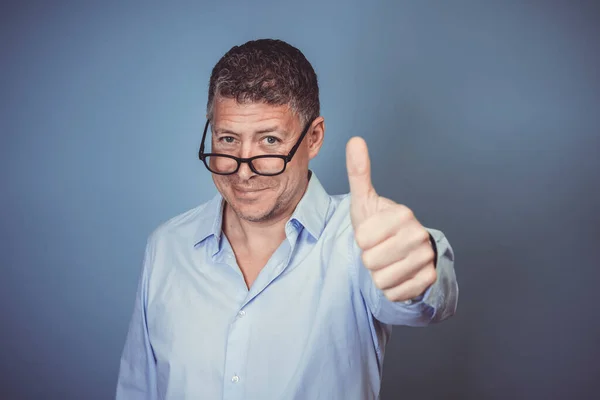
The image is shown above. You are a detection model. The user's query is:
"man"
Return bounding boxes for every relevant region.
[116,38,458,400]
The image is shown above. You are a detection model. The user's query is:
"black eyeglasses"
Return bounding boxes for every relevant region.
[198,118,314,176]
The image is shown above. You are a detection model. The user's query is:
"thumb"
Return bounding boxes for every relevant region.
[346,136,377,203]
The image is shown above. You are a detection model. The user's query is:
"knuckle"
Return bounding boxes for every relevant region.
[423,267,437,287]
[420,229,431,243]
[422,243,436,263]
[399,205,414,221]
[354,227,369,249]
[372,271,386,288]
[361,250,373,269]
[383,289,399,302]
[390,207,405,224]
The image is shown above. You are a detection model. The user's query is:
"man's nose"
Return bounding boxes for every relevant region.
[236,160,254,179]
[236,144,256,179]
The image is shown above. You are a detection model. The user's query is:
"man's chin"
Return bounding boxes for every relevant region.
[227,200,275,223]
[234,208,275,223]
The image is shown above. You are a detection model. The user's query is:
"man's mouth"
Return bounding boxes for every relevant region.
[233,187,265,193]
[231,186,268,199]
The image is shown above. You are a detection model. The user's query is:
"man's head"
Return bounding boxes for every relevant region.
[205,39,325,223]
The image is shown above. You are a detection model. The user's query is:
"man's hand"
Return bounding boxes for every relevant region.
[346,137,437,303]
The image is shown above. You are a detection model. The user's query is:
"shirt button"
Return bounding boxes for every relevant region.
[238,310,246,317]
[231,375,239,383]
[403,299,413,305]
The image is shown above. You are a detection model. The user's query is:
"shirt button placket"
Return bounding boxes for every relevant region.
[222,308,248,400]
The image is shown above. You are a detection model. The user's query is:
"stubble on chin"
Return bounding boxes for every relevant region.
[220,185,279,222]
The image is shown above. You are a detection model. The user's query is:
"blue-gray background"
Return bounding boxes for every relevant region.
[1,1,599,399]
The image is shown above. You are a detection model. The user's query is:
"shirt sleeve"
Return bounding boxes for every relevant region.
[352,227,458,326]
[115,236,158,400]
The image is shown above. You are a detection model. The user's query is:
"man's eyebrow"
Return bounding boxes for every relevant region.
[213,126,289,135]
[254,126,285,135]
[212,127,238,135]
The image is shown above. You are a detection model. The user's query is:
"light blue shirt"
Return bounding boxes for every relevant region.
[116,171,458,400]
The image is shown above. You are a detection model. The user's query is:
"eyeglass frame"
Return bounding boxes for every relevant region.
[198,117,315,176]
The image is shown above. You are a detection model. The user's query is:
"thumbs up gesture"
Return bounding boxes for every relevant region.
[346,137,437,303]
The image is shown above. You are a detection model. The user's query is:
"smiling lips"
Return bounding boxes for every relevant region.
[233,187,265,193]
[232,187,267,198]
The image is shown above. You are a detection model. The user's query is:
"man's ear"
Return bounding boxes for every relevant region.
[308,116,325,160]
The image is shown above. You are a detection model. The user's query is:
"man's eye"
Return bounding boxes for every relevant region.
[219,136,235,143]
[264,136,280,145]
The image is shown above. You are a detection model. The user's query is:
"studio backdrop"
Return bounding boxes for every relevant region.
[1,1,599,399]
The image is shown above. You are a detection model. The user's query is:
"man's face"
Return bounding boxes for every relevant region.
[209,98,323,223]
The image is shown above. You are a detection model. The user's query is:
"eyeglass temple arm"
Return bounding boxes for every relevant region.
[285,119,314,161]
[199,120,210,156]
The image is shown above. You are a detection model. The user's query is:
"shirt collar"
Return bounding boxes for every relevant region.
[192,170,331,247]
[287,171,330,240]
[193,192,225,248]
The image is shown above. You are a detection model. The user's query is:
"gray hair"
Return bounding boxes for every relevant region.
[207,39,320,126]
